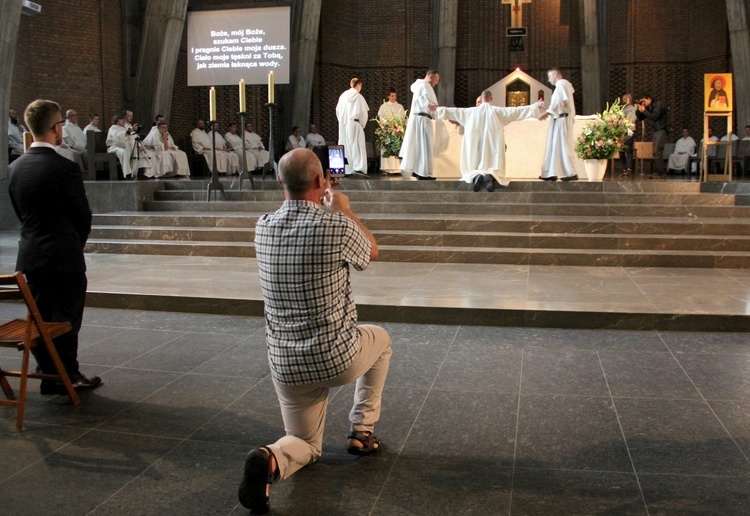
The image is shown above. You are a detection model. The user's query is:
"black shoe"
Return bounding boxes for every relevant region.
[561,175,578,181]
[484,174,495,192]
[472,174,485,192]
[412,173,435,180]
[40,380,64,395]
[70,373,102,391]
[539,175,557,181]
[239,448,275,514]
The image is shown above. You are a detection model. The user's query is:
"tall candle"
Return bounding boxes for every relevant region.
[268,71,275,103]
[209,87,217,121]
[239,79,246,112]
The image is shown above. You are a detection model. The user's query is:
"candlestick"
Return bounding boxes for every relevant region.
[268,71,275,103]
[209,87,217,121]
[239,79,246,112]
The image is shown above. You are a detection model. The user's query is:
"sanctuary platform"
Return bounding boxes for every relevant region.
[4,175,750,332]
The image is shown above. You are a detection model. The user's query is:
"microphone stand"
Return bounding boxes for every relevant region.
[262,102,277,180]
[237,111,254,191]
[206,121,225,201]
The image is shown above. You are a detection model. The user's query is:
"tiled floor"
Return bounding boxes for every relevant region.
[1,305,749,514]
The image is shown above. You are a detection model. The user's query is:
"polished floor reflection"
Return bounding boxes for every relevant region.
[0,306,748,514]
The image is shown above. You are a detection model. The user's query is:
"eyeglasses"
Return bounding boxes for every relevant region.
[50,119,65,130]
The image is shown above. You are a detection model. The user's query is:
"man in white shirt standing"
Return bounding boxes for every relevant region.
[400,70,440,180]
[336,77,369,176]
[244,122,271,168]
[667,128,696,174]
[305,123,326,149]
[63,109,87,160]
[224,121,258,172]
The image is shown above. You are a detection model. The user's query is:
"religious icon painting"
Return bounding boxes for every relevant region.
[704,73,732,112]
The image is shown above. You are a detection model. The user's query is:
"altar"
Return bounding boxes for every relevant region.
[432,116,595,180]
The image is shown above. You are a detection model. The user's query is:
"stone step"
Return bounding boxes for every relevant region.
[151,189,736,206]
[91,213,750,235]
[83,239,750,268]
[89,225,750,252]
[141,199,750,218]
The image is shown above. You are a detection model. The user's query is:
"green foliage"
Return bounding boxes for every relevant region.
[372,110,408,158]
[575,99,635,160]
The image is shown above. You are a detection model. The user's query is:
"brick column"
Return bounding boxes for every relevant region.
[579,0,604,114]
[433,0,458,106]
[0,2,23,180]
[133,0,189,122]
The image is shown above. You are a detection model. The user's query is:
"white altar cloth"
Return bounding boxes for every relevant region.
[433,115,596,179]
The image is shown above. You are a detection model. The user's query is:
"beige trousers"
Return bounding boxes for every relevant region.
[267,324,392,480]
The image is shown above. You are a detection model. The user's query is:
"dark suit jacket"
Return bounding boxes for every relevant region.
[8,146,92,275]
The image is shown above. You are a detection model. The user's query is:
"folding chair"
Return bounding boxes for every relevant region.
[0,272,79,431]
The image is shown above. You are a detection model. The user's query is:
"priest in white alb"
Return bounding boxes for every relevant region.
[106,113,151,178]
[377,89,406,173]
[400,70,440,180]
[190,120,239,174]
[244,122,270,167]
[336,77,369,175]
[667,128,696,173]
[143,121,190,177]
[540,68,577,181]
[62,110,87,159]
[437,90,544,191]
[224,122,258,172]
[305,123,326,149]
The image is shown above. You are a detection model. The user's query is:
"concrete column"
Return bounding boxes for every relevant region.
[0,2,23,180]
[726,0,750,132]
[433,0,458,106]
[133,0,190,122]
[579,0,603,114]
[287,0,322,138]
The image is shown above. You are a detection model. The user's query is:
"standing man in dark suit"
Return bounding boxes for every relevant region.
[8,99,102,394]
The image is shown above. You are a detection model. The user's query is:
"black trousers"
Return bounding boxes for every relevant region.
[26,271,87,376]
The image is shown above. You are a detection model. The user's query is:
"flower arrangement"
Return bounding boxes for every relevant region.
[373,110,408,158]
[575,99,635,160]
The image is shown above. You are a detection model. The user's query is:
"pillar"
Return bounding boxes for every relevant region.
[433,0,458,106]
[726,0,750,132]
[0,2,23,180]
[579,0,603,114]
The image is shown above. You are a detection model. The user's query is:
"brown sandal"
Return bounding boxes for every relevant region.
[347,431,382,456]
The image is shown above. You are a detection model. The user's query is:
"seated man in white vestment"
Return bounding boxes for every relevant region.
[144,114,165,145]
[285,126,306,152]
[244,122,271,167]
[436,90,544,191]
[62,109,87,159]
[224,122,257,171]
[84,113,101,133]
[143,121,190,177]
[191,120,240,174]
[106,113,152,178]
[305,123,326,149]
[8,109,27,157]
[667,128,696,174]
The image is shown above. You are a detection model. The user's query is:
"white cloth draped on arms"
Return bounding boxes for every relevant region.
[400,79,438,178]
[541,79,577,178]
[336,88,369,174]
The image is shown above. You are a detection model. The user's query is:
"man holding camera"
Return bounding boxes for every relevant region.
[635,94,669,179]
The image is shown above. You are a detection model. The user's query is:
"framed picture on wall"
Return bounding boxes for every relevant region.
[705,73,732,112]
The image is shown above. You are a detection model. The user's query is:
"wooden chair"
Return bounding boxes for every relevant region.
[633,141,654,174]
[86,131,119,180]
[0,272,79,431]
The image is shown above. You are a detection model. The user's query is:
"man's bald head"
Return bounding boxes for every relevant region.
[278,148,324,195]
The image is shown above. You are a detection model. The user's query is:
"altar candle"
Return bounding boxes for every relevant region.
[239,79,246,112]
[209,87,217,121]
[268,71,275,103]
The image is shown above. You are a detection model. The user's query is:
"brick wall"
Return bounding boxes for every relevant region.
[11,0,123,129]
[8,0,736,153]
